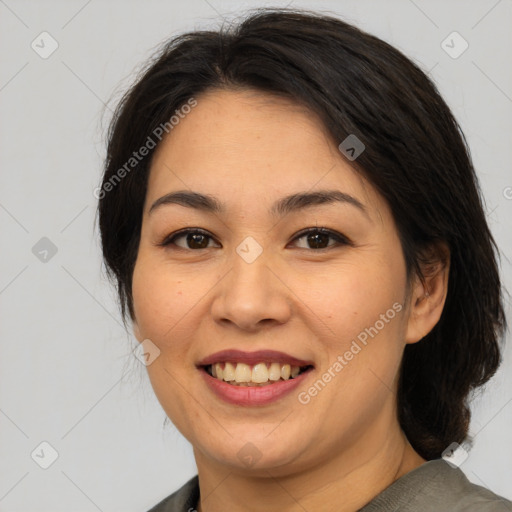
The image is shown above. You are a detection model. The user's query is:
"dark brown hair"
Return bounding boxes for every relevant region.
[98,8,506,459]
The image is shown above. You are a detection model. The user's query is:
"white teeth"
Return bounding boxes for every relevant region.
[252,363,269,383]
[234,363,252,383]
[268,362,281,381]
[214,363,223,380]
[223,362,236,381]
[208,361,307,386]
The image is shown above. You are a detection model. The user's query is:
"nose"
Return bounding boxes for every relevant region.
[210,248,292,332]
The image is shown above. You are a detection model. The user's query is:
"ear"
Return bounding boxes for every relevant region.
[405,243,450,344]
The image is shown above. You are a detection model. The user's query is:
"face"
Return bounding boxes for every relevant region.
[132,88,418,475]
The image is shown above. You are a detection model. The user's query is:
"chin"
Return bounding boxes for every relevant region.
[194,430,309,473]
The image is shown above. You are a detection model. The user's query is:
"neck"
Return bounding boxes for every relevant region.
[194,418,426,512]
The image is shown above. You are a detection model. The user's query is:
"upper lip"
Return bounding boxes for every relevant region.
[197,349,314,368]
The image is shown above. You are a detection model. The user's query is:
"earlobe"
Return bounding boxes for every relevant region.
[405,248,450,344]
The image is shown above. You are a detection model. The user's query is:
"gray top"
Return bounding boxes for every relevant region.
[147,459,512,511]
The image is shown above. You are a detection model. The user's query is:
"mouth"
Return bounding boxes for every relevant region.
[198,349,314,385]
[203,361,313,386]
[197,349,314,404]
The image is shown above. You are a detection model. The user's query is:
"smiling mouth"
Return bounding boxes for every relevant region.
[203,362,313,387]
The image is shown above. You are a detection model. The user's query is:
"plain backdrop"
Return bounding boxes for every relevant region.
[1,0,511,510]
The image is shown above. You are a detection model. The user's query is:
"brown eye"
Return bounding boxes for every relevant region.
[160,229,220,250]
[181,232,210,249]
[291,228,350,250]
[305,231,330,249]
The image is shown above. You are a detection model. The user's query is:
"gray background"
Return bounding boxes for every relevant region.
[0,0,511,510]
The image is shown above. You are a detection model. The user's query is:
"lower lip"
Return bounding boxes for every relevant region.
[200,368,313,406]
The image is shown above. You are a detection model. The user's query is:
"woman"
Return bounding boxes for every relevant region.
[97,8,511,511]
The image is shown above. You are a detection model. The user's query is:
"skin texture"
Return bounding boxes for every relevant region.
[131,89,449,511]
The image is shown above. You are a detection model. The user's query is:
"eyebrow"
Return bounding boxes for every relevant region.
[148,189,369,219]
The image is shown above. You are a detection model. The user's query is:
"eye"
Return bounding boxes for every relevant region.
[159,228,220,250]
[290,227,351,250]
[158,227,351,251]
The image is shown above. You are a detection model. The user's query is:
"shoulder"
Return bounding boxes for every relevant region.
[146,475,199,512]
[361,459,512,512]
[428,460,512,512]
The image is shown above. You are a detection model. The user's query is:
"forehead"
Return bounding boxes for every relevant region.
[145,88,382,220]
[151,88,335,162]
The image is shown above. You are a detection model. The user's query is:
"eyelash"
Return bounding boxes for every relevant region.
[157,227,351,251]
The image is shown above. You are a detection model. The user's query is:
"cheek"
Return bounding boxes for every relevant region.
[131,256,188,342]
[131,259,197,428]
[304,258,405,333]
[301,254,408,393]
